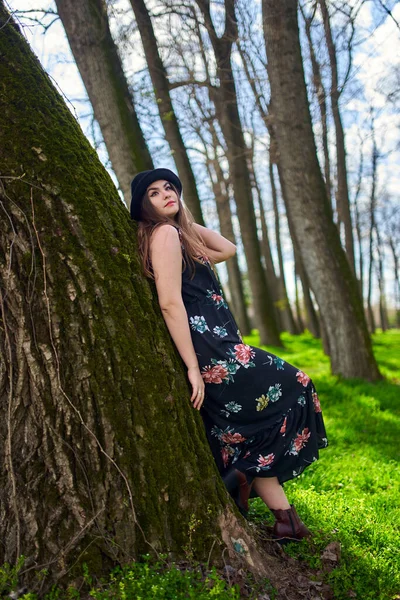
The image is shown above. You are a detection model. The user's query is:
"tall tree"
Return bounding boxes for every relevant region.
[300,1,332,207]
[55,0,153,205]
[262,0,381,380]
[195,0,282,347]
[0,7,273,590]
[318,0,356,274]
[129,0,205,225]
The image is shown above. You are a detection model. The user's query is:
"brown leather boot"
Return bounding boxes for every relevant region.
[271,504,312,542]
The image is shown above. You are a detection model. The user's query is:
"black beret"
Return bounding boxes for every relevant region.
[130,168,182,221]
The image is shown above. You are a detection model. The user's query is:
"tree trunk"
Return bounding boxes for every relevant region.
[269,161,299,334]
[300,2,332,208]
[129,0,205,225]
[367,117,378,333]
[196,0,282,347]
[262,0,381,380]
[55,0,153,206]
[375,225,389,331]
[353,142,364,300]
[318,0,356,275]
[0,9,272,591]
[208,158,251,336]
[388,235,400,327]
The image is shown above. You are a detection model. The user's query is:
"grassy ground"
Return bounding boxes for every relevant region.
[245,328,400,600]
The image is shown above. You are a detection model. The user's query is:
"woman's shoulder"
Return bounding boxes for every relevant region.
[150,223,180,242]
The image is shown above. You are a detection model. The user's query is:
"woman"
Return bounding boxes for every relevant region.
[130,167,328,541]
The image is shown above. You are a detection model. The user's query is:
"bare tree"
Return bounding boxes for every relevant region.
[55,0,153,205]
[193,0,282,347]
[262,0,381,380]
[318,0,356,274]
[129,0,205,224]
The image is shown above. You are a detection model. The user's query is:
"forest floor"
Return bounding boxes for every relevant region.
[2,330,399,600]
[245,327,400,600]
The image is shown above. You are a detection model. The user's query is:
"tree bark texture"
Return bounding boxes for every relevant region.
[301,3,332,208]
[197,0,282,347]
[262,0,381,380]
[55,0,153,205]
[318,0,356,275]
[269,161,298,334]
[0,10,273,590]
[129,0,205,225]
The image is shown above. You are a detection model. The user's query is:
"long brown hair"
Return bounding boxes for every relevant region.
[136,182,213,280]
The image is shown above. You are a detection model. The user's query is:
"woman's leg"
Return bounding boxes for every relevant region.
[252,476,290,510]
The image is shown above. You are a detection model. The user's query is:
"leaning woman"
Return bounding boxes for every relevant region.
[130,168,328,542]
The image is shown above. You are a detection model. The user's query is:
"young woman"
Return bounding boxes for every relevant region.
[130,168,328,541]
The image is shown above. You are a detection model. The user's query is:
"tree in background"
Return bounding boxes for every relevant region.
[55,0,153,205]
[262,0,381,380]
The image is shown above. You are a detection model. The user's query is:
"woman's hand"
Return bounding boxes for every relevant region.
[187,366,205,410]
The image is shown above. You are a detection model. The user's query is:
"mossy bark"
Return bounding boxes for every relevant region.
[0,6,275,593]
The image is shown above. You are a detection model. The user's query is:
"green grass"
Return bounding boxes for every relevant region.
[245,328,400,600]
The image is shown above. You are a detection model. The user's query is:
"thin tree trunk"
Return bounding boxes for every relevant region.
[0,8,274,590]
[207,147,251,335]
[246,143,282,331]
[388,235,400,327]
[262,0,381,380]
[367,116,378,333]
[318,0,356,275]
[55,0,153,205]
[353,140,364,300]
[375,225,389,331]
[300,2,332,208]
[269,161,299,334]
[129,0,205,225]
[294,266,305,332]
[196,0,282,347]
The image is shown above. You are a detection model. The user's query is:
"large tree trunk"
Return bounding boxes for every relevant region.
[129,0,205,225]
[55,0,153,205]
[0,10,272,591]
[318,0,356,275]
[196,0,282,347]
[262,0,381,380]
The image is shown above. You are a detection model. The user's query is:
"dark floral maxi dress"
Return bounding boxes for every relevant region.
[176,227,328,500]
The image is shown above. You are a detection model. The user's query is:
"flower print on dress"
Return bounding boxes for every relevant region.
[227,343,256,368]
[256,453,275,471]
[312,391,322,413]
[213,325,228,338]
[264,354,285,370]
[202,358,240,384]
[221,401,242,418]
[189,315,210,333]
[297,395,306,406]
[211,426,247,468]
[255,383,282,412]
[280,416,287,435]
[287,428,311,456]
[206,289,228,309]
[296,370,311,387]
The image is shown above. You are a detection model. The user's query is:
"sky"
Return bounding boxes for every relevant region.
[6,0,400,312]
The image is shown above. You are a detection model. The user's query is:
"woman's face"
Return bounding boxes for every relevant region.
[146,179,179,219]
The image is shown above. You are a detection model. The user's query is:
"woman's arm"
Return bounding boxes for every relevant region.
[192,223,236,264]
[150,224,205,409]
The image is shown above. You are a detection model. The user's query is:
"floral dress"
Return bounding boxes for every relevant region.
[176,227,328,492]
